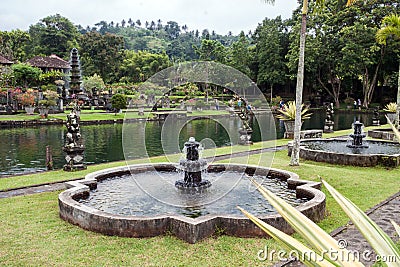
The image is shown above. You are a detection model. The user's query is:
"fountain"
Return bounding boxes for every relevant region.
[288,121,400,167]
[175,137,211,190]
[347,121,368,148]
[59,137,326,243]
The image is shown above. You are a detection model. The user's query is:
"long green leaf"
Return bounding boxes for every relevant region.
[249,179,363,266]
[322,180,400,266]
[392,220,400,237]
[385,115,400,142]
[238,206,337,267]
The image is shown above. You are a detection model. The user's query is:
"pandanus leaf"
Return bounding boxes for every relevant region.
[321,179,400,266]
[238,206,337,267]
[244,178,363,266]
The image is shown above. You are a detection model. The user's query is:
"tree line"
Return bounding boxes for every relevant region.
[0,0,398,107]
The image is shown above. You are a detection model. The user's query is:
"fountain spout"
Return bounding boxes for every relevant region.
[175,137,211,190]
[347,121,368,148]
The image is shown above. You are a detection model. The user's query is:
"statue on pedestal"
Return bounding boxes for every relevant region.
[63,109,86,171]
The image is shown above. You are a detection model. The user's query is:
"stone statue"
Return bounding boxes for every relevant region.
[65,110,81,148]
[63,109,86,171]
[235,96,253,145]
[324,103,334,133]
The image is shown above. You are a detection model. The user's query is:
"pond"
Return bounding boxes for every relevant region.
[0,110,381,176]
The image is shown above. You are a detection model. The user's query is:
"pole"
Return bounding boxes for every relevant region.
[46,145,53,170]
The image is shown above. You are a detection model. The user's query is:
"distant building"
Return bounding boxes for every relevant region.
[0,54,13,66]
[26,54,70,73]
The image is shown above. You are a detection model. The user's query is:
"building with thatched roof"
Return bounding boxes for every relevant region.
[26,54,70,73]
[0,54,13,66]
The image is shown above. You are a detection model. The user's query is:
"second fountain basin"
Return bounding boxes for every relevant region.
[288,138,400,167]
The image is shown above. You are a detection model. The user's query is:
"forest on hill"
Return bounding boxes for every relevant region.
[0,0,399,107]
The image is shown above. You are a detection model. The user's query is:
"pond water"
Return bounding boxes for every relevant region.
[303,140,400,155]
[79,171,305,218]
[0,110,381,176]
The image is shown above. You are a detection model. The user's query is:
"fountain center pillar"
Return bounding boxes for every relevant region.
[347,121,368,148]
[175,137,211,190]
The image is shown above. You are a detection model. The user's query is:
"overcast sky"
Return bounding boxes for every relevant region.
[1,0,299,35]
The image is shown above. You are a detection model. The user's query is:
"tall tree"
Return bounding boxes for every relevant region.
[254,16,288,101]
[195,39,227,63]
[228,31,252,77]
[164,21,181,40]
[263,0,357,166]
[0,30,30,61]
[157,19,163,30]
[166,32,200,61]
[376,14,400,126]
[95,21,109,34]
[118,50,171,83]
[27,14,79,59]
[79,31,124,83]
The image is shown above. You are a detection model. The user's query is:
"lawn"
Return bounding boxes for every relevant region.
[0,141,399,266]
[0,108,231,122]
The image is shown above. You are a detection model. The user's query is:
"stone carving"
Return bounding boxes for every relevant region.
[63,109,86,171]
[324,103,334,133]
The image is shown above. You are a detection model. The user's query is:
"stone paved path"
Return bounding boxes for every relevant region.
[275,191,400,267]
[0,182,67,199]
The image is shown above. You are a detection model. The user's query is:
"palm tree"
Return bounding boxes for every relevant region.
[376,14,400,127]
[263,0,357,166]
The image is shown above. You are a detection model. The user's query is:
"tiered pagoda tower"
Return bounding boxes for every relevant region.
[69,48,82,96]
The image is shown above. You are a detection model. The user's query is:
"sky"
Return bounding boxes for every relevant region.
[0,0,299,35]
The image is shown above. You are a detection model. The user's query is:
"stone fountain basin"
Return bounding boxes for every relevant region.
[58,163,326,243]
[288,138,400,167]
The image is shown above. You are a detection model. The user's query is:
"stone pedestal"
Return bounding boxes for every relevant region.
[63,110,86,172]
[63,147,86,171]
[324,103,334,133]
[372,108,380,126]
[324,121,334,133]
[372,119,380,126]
[138,107,144,116]
[386,113,396,124]
[239,129,253,145]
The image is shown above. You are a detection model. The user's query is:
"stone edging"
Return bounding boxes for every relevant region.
[288,138,400,167]
[367,128,395,141]
[58,163,326,243]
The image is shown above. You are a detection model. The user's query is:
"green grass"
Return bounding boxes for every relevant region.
[0,109,232,122]
[0,112,127,121]
[188,109,230,116]
[0,191,279,266]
